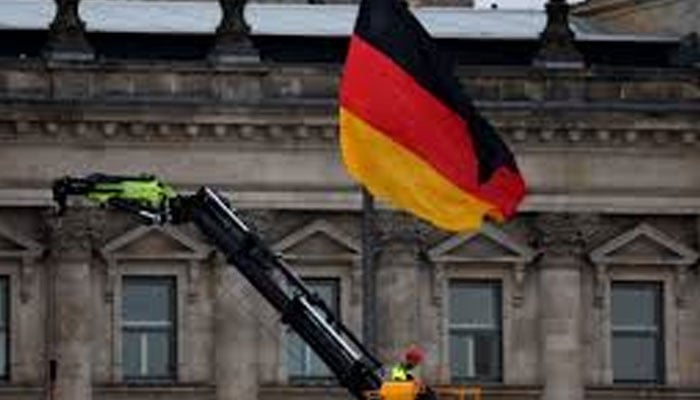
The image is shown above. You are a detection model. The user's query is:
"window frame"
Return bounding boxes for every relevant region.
[121,275,177,383]
[610,281,665,384]
[286,277,341,384]
[0,276,8,381]
[447,279,503,384]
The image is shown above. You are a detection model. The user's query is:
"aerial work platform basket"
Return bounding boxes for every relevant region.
[365,382,482,400]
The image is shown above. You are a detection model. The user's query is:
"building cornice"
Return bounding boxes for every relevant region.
[3,187,700,216]
[0,113,697,150]
[1,61,697,216]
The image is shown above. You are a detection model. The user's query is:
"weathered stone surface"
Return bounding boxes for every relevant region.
[48,209,94,400]
[574,0,700,36]
[0,8,699,399]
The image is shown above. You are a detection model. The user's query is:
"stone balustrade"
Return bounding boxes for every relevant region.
[0,60,697,153]
[0,61,697,105]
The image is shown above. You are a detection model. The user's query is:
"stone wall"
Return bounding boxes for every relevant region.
[574,0,700,36]
[1,206,700,399]
[0,27,698,400]
[0,61,698,214]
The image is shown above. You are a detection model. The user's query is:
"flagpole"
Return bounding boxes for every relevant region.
[361,187,377,353]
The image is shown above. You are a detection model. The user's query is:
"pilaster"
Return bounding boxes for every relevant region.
[213,253,259,400]
[533,213,586,400]
[47,208,95,400]
[374,212,430,362]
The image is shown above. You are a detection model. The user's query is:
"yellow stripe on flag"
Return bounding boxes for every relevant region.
[340,107,495,232]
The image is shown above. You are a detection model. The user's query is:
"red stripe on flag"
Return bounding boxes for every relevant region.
[340,35,480,194]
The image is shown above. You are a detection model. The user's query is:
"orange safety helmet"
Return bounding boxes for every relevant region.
[403,345,425,366]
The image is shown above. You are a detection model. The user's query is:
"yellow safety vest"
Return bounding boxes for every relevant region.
[390,365,409,381]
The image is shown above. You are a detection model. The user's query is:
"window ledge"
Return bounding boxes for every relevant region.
[95,383,215,394]
[261,384,346,391]
[260,384,544,400]
[288,378,339,386]
[587,385,700,398]
[437,384,542,397]
[0,385,43,392]
[260,385,351,400]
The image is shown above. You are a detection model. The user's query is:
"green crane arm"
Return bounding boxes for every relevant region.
[52,173,177,223]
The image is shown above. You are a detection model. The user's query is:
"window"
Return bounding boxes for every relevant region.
[448,280,501,383]
[286,278,340,383]
[0,277,7,380]
[611,282,664,383]
[122,276,176,382]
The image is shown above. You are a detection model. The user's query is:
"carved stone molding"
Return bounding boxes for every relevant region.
[238,209,287,240]
[431,262,446,307]
[100,224,210,303]
[18,258,36,304]
[273,218,362,304]
[593,262,607,309]
[428,223,536,308]
[674,264,692,308]
[0,222,43,303]
[3,120,339,147]
[46,208,96,261]
[186,260,200,302]
[2,118,697,150]
[532,213,604,262]
[373,211,433,251]
[272,218,360,264]
[588,223,699,308]
[104,259,117,304]
[503,125,700,148]
[350,259,363,306]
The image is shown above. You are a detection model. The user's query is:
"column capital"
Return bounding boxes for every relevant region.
[238,209,285,240]
[531,213,600,260]
[374,211,434,251]
[46,208,100,261]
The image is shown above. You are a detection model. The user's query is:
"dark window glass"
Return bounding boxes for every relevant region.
[122,277,176,381]
[287,278,340,382]
[123,281,173,322]
[448,281,501,383]
[611,282,664,383]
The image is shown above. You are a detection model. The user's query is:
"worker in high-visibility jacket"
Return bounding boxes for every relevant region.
[389,346,424,381]
[383,346,439,400]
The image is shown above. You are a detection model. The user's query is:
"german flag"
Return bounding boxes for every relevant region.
[339,0,526,232]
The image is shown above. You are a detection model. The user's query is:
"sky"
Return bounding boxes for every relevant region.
[474,0,585,9]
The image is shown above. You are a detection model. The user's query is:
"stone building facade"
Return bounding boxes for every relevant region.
[0,1,699,400]
[574,0,699,36]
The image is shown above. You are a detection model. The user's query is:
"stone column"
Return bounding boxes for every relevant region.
[533,214,586,400]
[47,209,94,400]
[13,254,45,385]
[374,213,429,362]
[214,254,259,400]
[43,0,94,61]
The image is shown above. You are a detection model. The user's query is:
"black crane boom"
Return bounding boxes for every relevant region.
[52,174,384,400]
